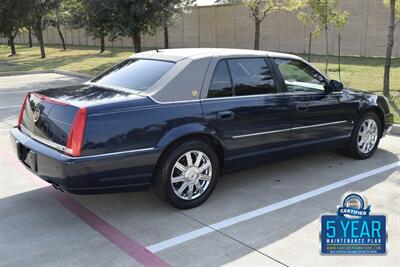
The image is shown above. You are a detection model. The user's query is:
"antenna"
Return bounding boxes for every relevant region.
[155,47,159,52]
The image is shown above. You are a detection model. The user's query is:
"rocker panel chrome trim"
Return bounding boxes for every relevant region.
[232,120,351,139]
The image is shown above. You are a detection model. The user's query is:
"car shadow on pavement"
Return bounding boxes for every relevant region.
[1,148,398,267]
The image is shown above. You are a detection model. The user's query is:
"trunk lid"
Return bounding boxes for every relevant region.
[36,84,134,107]
[19,84,139,154]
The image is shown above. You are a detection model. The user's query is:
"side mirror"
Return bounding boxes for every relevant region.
[328,79,344,92]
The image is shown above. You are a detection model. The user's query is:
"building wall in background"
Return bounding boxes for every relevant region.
[4,0,400,57]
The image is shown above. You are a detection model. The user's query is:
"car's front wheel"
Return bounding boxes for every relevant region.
[343,112,381,159]
[153,139,219,209]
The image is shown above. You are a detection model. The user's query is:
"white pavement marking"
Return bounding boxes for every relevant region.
[0,105,20,109]
[147,160,400,253]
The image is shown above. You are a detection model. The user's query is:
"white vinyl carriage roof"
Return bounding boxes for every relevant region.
[131,48,303,62]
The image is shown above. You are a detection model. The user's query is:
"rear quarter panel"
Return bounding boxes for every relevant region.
[82,98,205,157]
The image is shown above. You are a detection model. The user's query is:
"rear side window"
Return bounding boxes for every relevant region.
[227,58,276,96]
[208,60,233,98]
[92,59,174,91]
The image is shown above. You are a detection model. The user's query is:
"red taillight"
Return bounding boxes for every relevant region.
[17,93,29,128]
[66,107,87,157]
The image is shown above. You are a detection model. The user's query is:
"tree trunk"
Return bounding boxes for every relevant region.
[100,34,105,53]
[56,24,66,51]
[383,0,395,97]
[33,23,46,59]
[324,27,329,74]
[38,31,46,58]
[308,32,312,62]
[28,28,33,48]
[8,36,16,56]
[338,33,341,80]
[164,26,169,49]
[254,19,260,50]
[132,30,141,53]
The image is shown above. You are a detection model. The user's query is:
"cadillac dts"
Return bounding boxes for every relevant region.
[10,48,393,208]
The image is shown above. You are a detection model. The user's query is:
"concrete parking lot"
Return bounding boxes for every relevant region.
[0,73,399,267]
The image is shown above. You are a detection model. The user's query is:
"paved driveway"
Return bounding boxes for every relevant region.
[0,73,399,267]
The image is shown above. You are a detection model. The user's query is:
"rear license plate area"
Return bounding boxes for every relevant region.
[17,142,38,172]
[16,141,28,161]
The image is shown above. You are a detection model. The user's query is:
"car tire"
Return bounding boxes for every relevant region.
[153,139,219,209]
[342,112,381,159]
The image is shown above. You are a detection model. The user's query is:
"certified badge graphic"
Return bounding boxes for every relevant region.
[320,192,386,255]
[337,193,370,218]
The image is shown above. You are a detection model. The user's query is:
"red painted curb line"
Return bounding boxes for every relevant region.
[0,146,171,267]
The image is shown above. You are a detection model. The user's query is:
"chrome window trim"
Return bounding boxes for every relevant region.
[147,95,201,104]
[283,92,325,96]
[202,93,287,102]
[231,120,352,139]
[86,84,343,105]
[153,91,340,103]
[150,91,341,104]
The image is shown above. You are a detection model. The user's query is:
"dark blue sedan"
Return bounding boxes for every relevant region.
[10,48,393,209]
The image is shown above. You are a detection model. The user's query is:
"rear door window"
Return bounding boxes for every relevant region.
[207,60,233,98]
[92,59,175,92]
[227,58,276,96]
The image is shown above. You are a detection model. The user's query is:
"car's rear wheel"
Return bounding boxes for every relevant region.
[342,112,381,159]
[153,140,219,209]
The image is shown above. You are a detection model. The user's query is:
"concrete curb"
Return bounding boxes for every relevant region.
[0,69,93,80]
[391,124,400,136]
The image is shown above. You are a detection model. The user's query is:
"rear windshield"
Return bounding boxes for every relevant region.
[91,59,175,91]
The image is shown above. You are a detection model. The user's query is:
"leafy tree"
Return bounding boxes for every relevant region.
[0,0,31,56]
[385,0,400,25]
[81,0,117,53]
[236,0,299,50]
[383,0,400,97]
[48,0,84,51]
[158,0,194,49]
[29,0,59,58]
[48,0,67,50]
[114,0,185,53]
[298,0,348,74]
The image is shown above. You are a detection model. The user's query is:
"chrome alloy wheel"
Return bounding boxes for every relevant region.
[357,119,378,154]
[170,150,212,200]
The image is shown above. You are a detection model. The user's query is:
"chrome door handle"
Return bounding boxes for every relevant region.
[216,111,235,120]
[296,104,309,112]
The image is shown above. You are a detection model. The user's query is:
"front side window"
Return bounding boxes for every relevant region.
[208,60,233,98]
[273,58,326,93]
[227,58,276,96]
[92,59,175,91]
